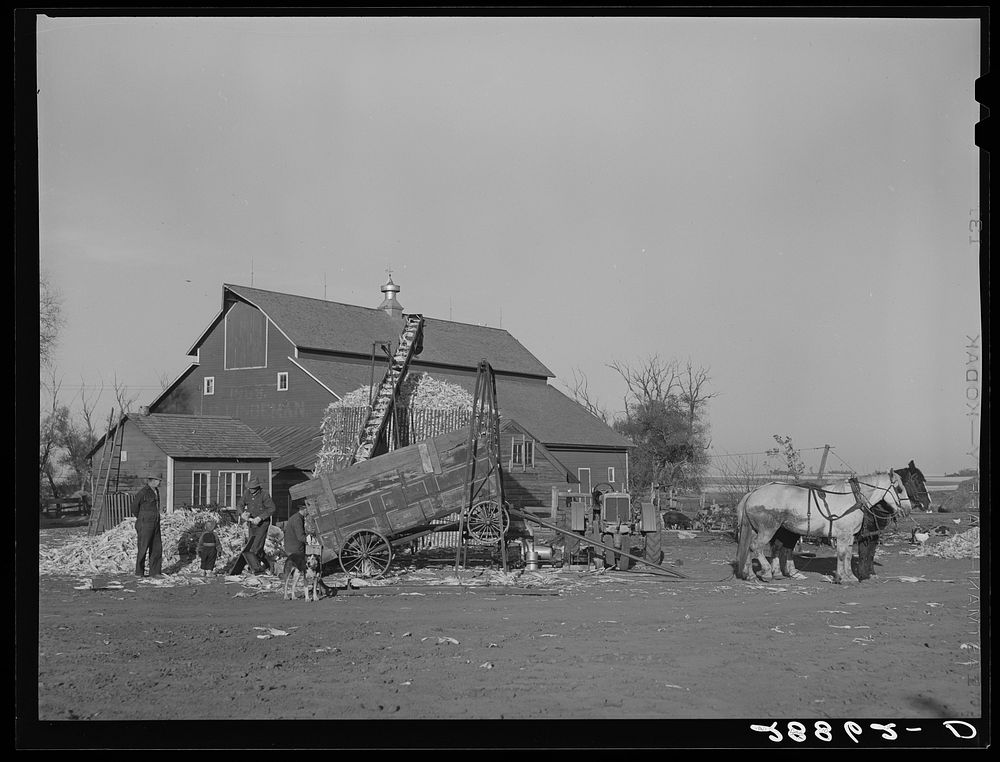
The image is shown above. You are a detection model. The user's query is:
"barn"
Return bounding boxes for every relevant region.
[145,277,632,519]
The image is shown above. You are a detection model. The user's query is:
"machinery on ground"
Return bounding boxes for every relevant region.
[572,483,663,569]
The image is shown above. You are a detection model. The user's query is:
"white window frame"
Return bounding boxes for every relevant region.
[608,467,616,484]
[510,436,535,470]
[511,440,524,468]
[218,470,251,509]
[203,376,215,396]
[191,470,211,507]
[277,371,289,392]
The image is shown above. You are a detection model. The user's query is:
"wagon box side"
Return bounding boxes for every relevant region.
[289,425,495,557]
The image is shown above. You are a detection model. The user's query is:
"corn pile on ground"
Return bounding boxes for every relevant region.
[38,510,284,577]
[907,527,979,559]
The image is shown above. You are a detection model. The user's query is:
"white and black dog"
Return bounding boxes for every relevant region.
[282,544,333,601]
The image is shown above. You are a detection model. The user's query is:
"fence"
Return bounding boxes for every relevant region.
[90,492,134,534]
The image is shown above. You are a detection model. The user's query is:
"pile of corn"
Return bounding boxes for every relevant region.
[315,373,474,474]
[38,510,284,576]
[910,527,979,559]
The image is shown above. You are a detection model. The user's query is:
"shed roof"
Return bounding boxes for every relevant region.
[253,425,324,471]
[207,284,553,379]
[130,414,276,459]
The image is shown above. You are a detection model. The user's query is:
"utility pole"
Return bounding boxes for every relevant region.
[817,444,831,481]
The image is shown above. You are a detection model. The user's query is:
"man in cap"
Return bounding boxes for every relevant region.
[131,472,164,578]
[239,475,276,574]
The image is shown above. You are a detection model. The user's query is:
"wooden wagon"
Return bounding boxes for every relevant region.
[289,425,511,577]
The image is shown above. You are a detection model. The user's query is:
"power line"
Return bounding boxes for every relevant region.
[707,445,831,460]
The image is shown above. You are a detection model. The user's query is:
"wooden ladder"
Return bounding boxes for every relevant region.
[87,408,125,536]
[351,313,425,464]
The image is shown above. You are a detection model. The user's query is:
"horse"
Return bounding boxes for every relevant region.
[735,470,908,584]
[768,461,931,580]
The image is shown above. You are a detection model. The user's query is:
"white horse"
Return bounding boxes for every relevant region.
[735,471,908,584]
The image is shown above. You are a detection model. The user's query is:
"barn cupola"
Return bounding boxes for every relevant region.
[378,274,404,319]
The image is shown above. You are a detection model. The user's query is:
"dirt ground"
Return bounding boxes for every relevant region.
[25,515,986,747]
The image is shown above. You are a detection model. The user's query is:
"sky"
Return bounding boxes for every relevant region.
[34,14,983,477]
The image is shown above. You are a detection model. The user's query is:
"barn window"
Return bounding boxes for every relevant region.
[511,441,523,466]
[203,377,215,396]
[192,471,211,506]
[218,470,251,509]
[277,372,289,392]
[510,437,535,470]
[608,467,615,483]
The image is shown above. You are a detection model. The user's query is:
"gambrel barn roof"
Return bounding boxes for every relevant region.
[148,282,631,459]
[191,284,555,379]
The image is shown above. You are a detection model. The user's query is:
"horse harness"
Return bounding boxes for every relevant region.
[801,477,897,539]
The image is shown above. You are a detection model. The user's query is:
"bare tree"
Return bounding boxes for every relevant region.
[39,271,64,369]
[608,354,714,494]
[156,369,174,391]
[111,373,140,415]
[607,355,680,408]
[61,378,105,494]
[678,359,719,434]
[561,368,609,424]
[39,370,69,499]
[77,376,104,443]
[714,453,768,507]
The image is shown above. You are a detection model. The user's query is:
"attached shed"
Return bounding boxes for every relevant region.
[88,413,276,512]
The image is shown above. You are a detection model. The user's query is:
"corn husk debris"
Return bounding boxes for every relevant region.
[38,510,284,576]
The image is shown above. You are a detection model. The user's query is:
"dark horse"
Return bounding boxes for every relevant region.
[769,460,931,581]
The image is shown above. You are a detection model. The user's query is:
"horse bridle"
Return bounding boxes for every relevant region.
[856,473,905,516]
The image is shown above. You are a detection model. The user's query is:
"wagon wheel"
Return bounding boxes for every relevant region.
[466,500,510,543]
[339,529,393,578]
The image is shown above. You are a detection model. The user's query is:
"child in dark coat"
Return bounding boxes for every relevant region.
[197,519,221,577]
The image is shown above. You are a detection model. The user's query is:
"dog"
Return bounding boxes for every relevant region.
[282,549,333,601]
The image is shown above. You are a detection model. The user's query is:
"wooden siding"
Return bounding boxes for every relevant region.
[104,421,168,495]
[153,309,335,427]
[546,448,629,493]
[499,425,574,509]
[225,300,267,370]
[171,459,271,511]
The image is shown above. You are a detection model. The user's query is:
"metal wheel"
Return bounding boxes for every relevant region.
[603,537,617,570]
[617,534,631,571]
[643,531,663,566]
[339,529,393,577]
[466,500,510,543]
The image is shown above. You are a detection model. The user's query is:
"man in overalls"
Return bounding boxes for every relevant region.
[240,476,276,574]
[132,472,164,578]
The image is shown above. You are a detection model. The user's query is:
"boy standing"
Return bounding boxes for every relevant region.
[197,519,221,577]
